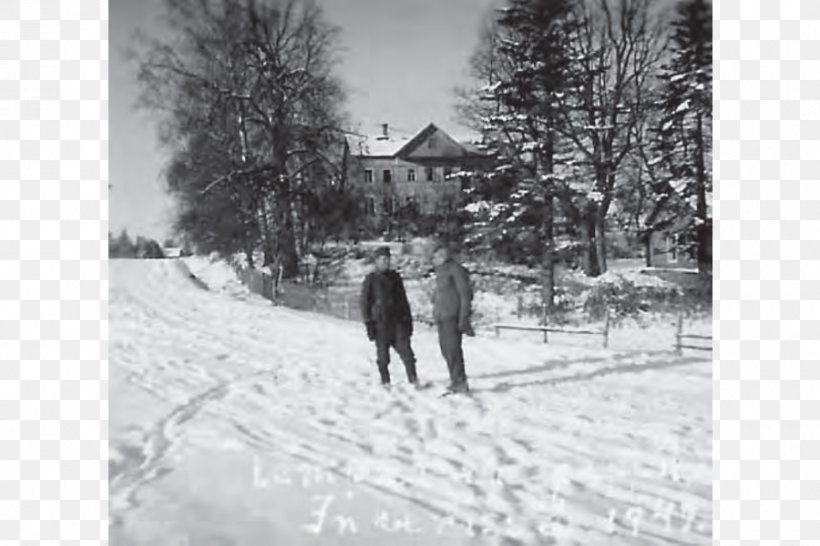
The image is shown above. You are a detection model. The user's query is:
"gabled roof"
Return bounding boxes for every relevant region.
[365,136,412,157]
[348,123,488,159]
[345,125,414,157]
[394,123,440,157]
[396,123,488,159]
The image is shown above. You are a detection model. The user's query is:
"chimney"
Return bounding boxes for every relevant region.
[381,123,389,139]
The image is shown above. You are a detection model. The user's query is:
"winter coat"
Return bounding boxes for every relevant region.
[360,270,413,327]
[431,259,473,327]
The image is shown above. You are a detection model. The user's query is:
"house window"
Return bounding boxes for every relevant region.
[364,196,375,215]
[383,169,392,183]
[383,196,393,214]
[425,166,434,181]
[460,175,471,191]
[407,169,416,182]
[428,135,437,149]
[667,234,678,262]
[443,167,452,180]
[364,169,373,183]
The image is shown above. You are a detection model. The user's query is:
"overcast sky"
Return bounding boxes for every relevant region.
[109,0,500,240]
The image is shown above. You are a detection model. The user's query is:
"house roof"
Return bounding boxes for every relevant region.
[364,136,412,157]
[393,123,439,157]
[346,125,415,157]
[644,184,713,233]
[348,123,487,159]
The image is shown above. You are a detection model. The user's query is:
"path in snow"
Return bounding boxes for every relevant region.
[110,259,712,545]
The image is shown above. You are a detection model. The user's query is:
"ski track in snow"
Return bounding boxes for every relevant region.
[110,259,712,545]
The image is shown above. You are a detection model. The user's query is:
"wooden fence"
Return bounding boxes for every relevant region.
[493,311,611,348]
[675,314,712,354]
[232,266,710,354]
[233,264,363,321]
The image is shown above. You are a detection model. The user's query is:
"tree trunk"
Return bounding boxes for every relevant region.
[694,113,711,276]
[260,199,274,267]
[579,213,601,277]
[279,226,299,279]
[542,196,555,316]
[595,212,607,275]
[244,239,255,269]
[277,200,300,279]
[541,135,556,315]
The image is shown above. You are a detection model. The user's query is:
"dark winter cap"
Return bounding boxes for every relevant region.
[432,241,455,257]
[374,246,391,258]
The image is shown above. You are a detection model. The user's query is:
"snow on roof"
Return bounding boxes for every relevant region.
[347,125,416,157]
[349,124,486,158]
[459,141,488,156]
[361,136,412,157]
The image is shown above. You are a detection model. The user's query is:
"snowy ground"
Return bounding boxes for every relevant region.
[110,258,712,545]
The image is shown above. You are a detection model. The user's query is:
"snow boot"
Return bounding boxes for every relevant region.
[443,382,470,396]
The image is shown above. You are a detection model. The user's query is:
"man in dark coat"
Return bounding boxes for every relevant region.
[360,246,418,387]
[431,243,474,394]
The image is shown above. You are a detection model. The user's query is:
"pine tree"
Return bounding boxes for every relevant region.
[460,0,578,312]
[652,0,712,274]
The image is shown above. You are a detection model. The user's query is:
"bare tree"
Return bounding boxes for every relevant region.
[133,0,347,275]
[554,0,666,275]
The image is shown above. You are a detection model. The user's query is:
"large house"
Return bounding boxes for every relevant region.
[345,123,492,218]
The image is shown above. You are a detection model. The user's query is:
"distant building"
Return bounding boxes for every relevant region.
[642,189,712,270]
[345,123,492,218]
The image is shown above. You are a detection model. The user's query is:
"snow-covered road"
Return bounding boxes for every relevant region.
[110,259,712,545]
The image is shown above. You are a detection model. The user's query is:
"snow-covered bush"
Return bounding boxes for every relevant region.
[582,272,685,324]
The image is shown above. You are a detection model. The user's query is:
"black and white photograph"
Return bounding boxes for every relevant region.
[109,0,713,544]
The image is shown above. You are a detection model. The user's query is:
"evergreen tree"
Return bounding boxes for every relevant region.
[110,229,137,258]
[654,0,712,274]
[460,0,665,297]
[460,0,578,311]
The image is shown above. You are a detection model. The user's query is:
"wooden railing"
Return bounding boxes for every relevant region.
[675,314,712,354]
[493,311,611,348]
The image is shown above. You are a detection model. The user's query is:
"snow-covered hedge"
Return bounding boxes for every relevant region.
[580,271,688,324]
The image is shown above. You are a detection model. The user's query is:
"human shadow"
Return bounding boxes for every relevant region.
[473,356,613,381]
[473,350,677,382]
[476,354,704,394]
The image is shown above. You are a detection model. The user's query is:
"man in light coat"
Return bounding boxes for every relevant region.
[431,243,474,394]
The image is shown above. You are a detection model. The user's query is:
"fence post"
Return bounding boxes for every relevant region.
[517,295,523,319]
[345,298,351,320]
[603,310,610,349]
[675,313,683,355]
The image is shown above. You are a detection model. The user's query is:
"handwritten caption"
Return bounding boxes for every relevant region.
[250,454,707,539]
